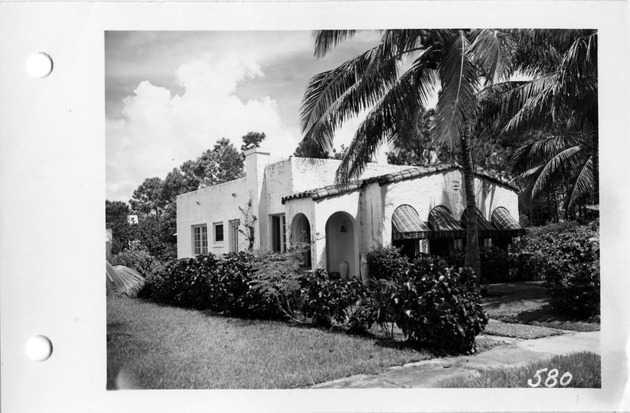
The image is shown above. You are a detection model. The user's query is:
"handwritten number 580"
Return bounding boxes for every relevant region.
[528,368,573,387]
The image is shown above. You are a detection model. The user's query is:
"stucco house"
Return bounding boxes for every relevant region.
[176,148,524,279]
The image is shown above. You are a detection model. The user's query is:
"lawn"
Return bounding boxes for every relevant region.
[435,351,601,388]
[108,296,437,389]
[481,281,600,333]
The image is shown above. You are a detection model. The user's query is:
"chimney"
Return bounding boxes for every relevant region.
[244,148,270,249]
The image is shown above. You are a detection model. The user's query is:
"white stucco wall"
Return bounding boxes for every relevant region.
[290,157,412,193]
[176,178,249,258]
[366,169,519,249]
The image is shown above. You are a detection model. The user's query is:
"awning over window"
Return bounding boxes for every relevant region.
[428,205,466,239]
[461,207,499,238]
[392,205,430,240]
[491,207,526,236]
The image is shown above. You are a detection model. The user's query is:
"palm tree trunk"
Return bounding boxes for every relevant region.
[460,121,481,282]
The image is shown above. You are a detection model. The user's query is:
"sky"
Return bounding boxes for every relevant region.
[105,30,385,203]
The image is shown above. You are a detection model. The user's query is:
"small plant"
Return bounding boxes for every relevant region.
[238,199,258,251]
[248,249,306,321]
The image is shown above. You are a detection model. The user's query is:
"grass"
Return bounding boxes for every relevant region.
[436,351,601,388]
[107,296,435,389]
[481,281,600,332]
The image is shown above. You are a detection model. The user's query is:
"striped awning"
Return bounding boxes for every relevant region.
[491,207,526,236]
[428,205,466,238]
[460,208,499,238]
[392,205,430,240]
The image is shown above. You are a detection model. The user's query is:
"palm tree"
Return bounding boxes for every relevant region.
[511,133,594,216]
[497,30,598,206]
[300,29,517,278]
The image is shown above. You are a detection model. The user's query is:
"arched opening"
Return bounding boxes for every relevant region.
[325,212,356,280]
[290,213,312,268]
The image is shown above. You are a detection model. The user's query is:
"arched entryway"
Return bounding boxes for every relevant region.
[290,213,312,268]
[325,211,357,279]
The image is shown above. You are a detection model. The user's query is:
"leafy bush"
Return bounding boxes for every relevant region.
[392,256,488,354]
[366,245,411,281]
[300,269,370,328]
[110,242,165,278]
[543,224,600,319]
[248,249,305,320]
[149,254,218,309]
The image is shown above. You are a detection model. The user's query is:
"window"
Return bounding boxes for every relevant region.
[192,225,208,255]
[271,214,286,252]
[213,222,224,243]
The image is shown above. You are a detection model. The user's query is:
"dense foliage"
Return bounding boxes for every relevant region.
[530,221,600,318]
[110,242,165,279]
[394,256,488,353]
[365,246,411,281]
[136,247,488,354]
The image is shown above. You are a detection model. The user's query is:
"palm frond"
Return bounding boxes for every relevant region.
[300,44,401,153]
[511,134,580,174]
[313,30,359,57]
[556,32,598,115]
[530,145,584,198]
[106,261,145,298]
[336,54,439,182]
[564,157,594,209]
[469,29,516,84]
[434,31,480,149]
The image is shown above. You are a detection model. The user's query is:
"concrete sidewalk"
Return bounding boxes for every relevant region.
[311,330,600,388]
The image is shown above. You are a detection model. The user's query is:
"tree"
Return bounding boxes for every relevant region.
[240,131,266,152]
[198,138,245,189]
[511,133,594,217]
[130,177,166,216]
[300,29,518,279]
[496,30,598,206]
[293,137,330,158]
[105,200,135,255]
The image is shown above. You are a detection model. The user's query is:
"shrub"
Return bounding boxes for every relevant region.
[110,242,165,279]
[392,256,488,354]
[207,251,254,315]
[248,249,305,320]
[366,245,411,281]
[147,254,218,309]
[544,226,600,319]
[300,269,370,328]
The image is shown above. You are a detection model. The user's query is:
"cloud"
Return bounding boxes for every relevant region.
[106,53,301,202]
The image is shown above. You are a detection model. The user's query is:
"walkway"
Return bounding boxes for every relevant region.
[311,330,600,388]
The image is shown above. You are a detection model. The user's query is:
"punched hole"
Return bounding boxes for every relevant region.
[26,52,53,78]
[26,335,53,361]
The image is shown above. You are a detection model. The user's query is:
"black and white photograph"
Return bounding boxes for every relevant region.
[2,1,629,412]
[105,29,602,390]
